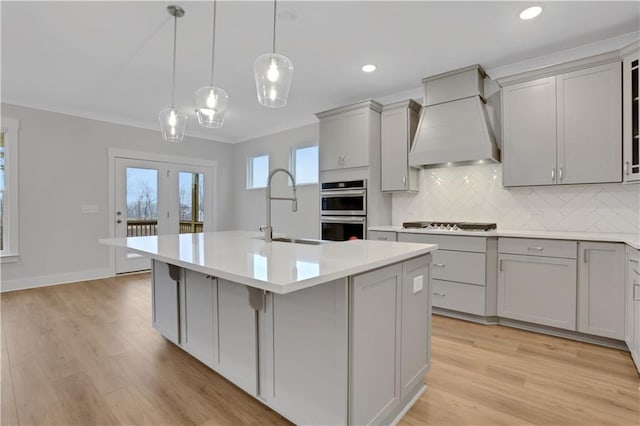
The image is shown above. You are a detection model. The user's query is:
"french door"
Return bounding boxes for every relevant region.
[114,157,213,274]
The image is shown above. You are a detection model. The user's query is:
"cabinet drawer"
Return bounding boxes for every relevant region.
[432,279,485,316]
[499,238,576,259]
[367,230,397,241]
[398,233,486,253]
[432,250,486,286]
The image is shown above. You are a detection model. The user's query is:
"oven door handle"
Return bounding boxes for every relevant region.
[321,216,366,224]
[320,190,366,197]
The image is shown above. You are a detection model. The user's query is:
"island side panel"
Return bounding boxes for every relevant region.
[152,260,181,345]
[259,278,349,425]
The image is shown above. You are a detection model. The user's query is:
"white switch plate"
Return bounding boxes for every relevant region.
[413,275,424,294]
[80,204,99,214]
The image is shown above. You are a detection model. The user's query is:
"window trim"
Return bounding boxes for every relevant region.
[1,117,20,262]
[289,144,319,186]
[246,154,270,190]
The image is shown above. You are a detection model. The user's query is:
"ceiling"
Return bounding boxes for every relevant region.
[2,1,639,143]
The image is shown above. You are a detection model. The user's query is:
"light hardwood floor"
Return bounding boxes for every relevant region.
[1,274,638,425]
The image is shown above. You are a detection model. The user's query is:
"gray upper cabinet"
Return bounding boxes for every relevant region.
[577,242,625,339]
[622,44,639,182]
[558,63,622,184]
[502,61,622,187]
[502,77,557,186]
[317,100,382,172]
[381,99,420,192]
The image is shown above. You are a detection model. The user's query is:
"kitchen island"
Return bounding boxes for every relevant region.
[100,231,437,425]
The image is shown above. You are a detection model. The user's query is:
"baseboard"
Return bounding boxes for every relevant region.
[1,268,113,292]
[390,384,427,426]
[433,307,499,325]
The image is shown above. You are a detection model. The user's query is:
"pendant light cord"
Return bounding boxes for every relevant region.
[171,13,178,108]
[272,0,277,54]
[209,0,217,86]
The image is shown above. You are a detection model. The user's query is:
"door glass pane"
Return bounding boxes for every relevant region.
[126,167,158,237]
[179,172,204,233]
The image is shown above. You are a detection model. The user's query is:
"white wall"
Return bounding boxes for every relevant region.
[392,164,640,234]
[1,103,234,290]
[232,123,320,239]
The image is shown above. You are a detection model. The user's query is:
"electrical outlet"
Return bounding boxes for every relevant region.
[413,275,423,294]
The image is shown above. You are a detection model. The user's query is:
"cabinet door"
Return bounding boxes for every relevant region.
[381,108,409,191]
[341,109,369,169]
[577,242,625,339]
[633,271,640,373]
[215,280,257,395]
[152,260,180,344]
[623,52,639,182]
[400,256,430,400]
[502,77,558,186]
[350,264,401,425]
[557,63,622,184]
[498,254,577,330]
[625,248,639,349]
[319,116,341,171]
[184,270,215,367]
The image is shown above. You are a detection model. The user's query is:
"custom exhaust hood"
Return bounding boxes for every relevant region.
[409,65,500,167]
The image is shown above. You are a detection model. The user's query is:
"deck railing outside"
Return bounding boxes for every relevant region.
[126,219,203,237]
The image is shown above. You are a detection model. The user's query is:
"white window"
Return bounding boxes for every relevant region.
[290,145,319,185]
[247,154,269,189]
[1,118,20,262]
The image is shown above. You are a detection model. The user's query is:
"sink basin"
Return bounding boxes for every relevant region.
[271,237,328,245]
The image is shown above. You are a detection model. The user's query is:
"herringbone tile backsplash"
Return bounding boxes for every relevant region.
[392,164,640,234]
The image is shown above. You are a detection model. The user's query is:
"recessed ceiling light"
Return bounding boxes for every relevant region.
[361,64,376,73]
[520,6,542,20]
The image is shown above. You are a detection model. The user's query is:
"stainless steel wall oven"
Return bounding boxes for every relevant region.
[320,180,367,241]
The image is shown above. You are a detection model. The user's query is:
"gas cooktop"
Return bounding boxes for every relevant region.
[402,221,497,231]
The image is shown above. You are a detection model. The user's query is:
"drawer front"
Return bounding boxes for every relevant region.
[398,233,487,253]
[432,250,486,286]
[367,230,397,241]
[499,238,577,259]
[432,279,486,316]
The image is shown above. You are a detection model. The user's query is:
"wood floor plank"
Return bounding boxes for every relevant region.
[1,274,638,426]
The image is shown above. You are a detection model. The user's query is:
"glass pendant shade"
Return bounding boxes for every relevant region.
[159,108,187,143]
[254,53,293,108]
[195,86,228,128]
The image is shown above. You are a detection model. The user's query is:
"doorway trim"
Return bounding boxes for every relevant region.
[107,148,218,276]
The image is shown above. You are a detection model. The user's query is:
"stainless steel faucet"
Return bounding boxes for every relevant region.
[260,168,297,242]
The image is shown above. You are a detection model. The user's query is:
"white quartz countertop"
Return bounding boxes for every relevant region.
[369,226,640,249]
[100,231,437,294]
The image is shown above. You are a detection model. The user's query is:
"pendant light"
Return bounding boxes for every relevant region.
[159,5,187,143]
[253,0,293,108]
[195,0,228,127]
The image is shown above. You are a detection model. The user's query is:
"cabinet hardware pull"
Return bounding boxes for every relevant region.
[528,246,543,251]
[625,162,630,175]
[499,259,503,271]
[402,176,407,187]
[433,291,445,297]
[634,283,640,302]
[377,237,387,240]
[433,263,445,267]
[551,168,555,181]
[559,167,563,181]
[584,249,588,263]
[630,258,639,264]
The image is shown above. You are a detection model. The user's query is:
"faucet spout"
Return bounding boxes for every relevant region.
[264,168,298,242]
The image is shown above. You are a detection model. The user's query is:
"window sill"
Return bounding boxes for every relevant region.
[0,254,19,264]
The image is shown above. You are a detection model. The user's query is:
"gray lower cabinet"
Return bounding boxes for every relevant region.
[350,256,430,425]
[183,270,216,367]
[152,260,181,345]
[397,232,497,318]
[367,230,397,241]
[626,247,640,373]
[215,279,258,395]
[259,278,349,425]
[577,242,626,339]
[498,253,577,330]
